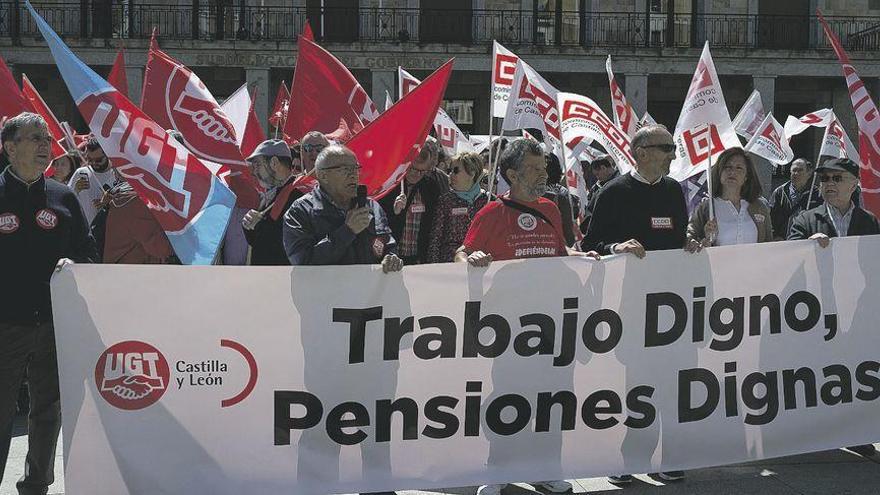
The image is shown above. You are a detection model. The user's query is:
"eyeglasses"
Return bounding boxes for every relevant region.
[640,143,676,153]
[302,144,326,153]
[17,134,53,145]
[818,174,851,183]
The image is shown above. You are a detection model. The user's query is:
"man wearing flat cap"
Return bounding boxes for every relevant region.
[788,158,879,246]
[242,139,302,265]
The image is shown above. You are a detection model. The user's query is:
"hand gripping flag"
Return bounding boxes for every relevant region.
[27,2,235,265]
[141,34,260,209]
[491,41,520,118]
[285,36,379,143]
[20,74,67,159]
[398,67,474,155]
[731,90,766,141]
[0,54,30,121]
[221,83,266,159]
[744,113,794,165]
[557,91,636,174]
[819,10,880,215]
[107,45,128,98]
[268,80,290,129]
[669,42,740,181]
[606,55,639,139]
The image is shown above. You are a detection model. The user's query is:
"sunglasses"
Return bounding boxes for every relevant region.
[818,174,851,183]
[641,143,676,153]
[302,144,326,153]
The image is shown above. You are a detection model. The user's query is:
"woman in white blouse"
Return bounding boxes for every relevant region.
[686,147,774,250]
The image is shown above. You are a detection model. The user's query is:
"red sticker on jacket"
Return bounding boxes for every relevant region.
[0,213,20,233]
[35,209,58,230]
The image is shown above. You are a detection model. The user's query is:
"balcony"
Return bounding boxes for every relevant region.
[2,2,879,52]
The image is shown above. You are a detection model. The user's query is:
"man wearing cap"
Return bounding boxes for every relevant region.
[788,158,879,245]
[242,140,302,265]
[283,144,403,272]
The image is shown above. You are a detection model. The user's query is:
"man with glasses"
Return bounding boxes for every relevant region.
[300,131,330,173]
[579,153,619,234]
[283,144,403,272]
[242,140,303,265]
[581,124,688,259]
[0,113,96,494]
[68,137,117,224]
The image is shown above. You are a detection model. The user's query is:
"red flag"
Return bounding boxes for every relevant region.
[141,35,260,208]
[269,80,290,128]
[242,87,266,158]
[269,60,454,220]
[818,10,880,216]
[284,36,379,143]
[303,22,314,42]
[107,45,128,98]
[20,74,67,159]
[0,54,30,121]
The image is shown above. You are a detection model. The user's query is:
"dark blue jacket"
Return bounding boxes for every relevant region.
[282,184,397,266]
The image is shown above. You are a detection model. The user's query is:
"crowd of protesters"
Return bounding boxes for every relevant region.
[1,111,878,494]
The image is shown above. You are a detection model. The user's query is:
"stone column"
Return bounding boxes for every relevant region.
[751,75,775,114]
[246,67,270,129]
[371,69,396,110]
[125,65,143,106]
[624,73,648,116]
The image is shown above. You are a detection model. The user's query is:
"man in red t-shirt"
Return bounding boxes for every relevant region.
[455,138,597,267]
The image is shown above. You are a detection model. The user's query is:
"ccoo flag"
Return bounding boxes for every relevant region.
[26,1,235,265]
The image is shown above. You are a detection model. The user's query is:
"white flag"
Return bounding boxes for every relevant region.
[783,109,834,138]
[491,41,520,118]
[557,91,636,174]
[731,90,766,141]
[669,42,740,181]
[220,83,250,148]
[399,67,474,155]
[744,113,794,165]
[819,113,859,160]
[606,55,639,138]
[502,60,564,165]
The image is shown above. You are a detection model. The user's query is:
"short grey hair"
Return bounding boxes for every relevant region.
[630,124,669,151]
[315,144,355,170]
[499,138,543,183]
[1,112,47,146]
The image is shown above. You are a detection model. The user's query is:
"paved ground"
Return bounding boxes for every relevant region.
[2,412,879,495]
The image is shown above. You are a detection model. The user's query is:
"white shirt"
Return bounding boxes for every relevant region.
[68,166,117,224]
[714,198,758,246]
[630,169,663,185]
[827,202,854,237]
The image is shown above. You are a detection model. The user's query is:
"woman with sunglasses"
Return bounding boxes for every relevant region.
[686,147,773,251]
[426,152,489,263]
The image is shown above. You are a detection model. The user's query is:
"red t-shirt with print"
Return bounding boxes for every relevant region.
[462,197,568,261]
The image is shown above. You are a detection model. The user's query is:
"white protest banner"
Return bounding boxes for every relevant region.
[52,237,880,494]
[557,91,636,173]
[783,109,833,138]
[731,90,766,141]
[670,42,741,181]
[492,41,519,118]
[606,55,639,138]
[399,67,475,155]
[819,113,859,160]
[744,113,794,165]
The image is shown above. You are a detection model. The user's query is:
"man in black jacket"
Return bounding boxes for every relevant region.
[789,158,880,243]
[770,158,822,240]
[0,113,97,493]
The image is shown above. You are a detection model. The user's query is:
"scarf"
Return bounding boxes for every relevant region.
[453,182,482,205]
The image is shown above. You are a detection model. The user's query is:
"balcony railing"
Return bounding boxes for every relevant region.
[2,2,879,51]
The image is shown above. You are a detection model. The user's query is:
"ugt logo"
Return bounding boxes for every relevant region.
[95,341,170,410]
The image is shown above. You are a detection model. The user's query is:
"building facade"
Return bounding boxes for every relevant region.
[3,0,880,171]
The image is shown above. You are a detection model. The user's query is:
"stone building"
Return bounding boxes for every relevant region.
[3,0,880,172]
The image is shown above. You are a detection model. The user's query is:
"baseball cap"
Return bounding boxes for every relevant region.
[247,139,292,161]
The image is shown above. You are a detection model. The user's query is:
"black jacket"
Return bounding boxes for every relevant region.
[770,180,822,240]
[244,176,303,265]
[379,169,448,264]
[788,203,880,239]
[0,168,97,324]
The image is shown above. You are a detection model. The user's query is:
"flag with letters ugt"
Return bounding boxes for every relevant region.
[26,1,235,265]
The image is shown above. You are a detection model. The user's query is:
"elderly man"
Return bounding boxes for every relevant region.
[581,124,688,259]
[0,113,96,493]
[380,137,448,265]
[283,144,403,272]
[770,158,822,240]
[242,140,302,265]
[300,131,330,173]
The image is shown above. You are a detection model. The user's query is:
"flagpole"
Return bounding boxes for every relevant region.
[806,163,818,210]
[486,42,498,200]
[706,146,716,245]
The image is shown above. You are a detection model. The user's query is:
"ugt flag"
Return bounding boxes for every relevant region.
[27,1,235,265]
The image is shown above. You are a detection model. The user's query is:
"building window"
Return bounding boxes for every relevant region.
[871,0,880,10]
[443,100,473,125]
